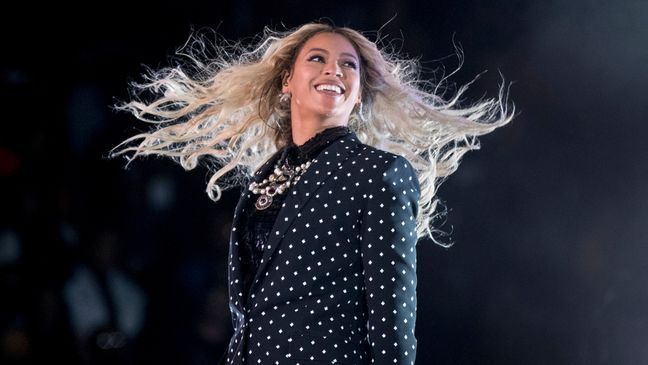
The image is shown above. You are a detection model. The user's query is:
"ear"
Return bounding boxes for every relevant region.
[281,71,291,93]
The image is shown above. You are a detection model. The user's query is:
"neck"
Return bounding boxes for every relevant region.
[290,116,347,146]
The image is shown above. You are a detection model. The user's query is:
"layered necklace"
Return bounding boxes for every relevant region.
[248,126,349,211]
[248,159,312,210]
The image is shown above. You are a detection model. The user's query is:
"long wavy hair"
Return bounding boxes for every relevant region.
[111,22,514,245]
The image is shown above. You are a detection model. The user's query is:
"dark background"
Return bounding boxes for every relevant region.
[2,1,647,364]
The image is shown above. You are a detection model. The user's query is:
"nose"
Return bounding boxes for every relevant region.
[323,62,343,77]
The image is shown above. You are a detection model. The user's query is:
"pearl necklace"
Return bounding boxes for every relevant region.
[248,160,312,210]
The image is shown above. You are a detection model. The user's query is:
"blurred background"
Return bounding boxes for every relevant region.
[1,0,647,364]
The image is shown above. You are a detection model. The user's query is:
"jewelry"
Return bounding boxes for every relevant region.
[248,160,312,210]
[279,92,291,103]
[355,101,367,122]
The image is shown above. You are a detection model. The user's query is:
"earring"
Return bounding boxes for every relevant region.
[279,92,291,104]
[280,81,290,103]
[355,101,367,122]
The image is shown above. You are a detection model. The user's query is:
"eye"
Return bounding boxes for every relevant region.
[307,54,325,63]
[342,60,358,69]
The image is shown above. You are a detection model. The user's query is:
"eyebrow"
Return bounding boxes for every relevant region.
[306,47,359,61]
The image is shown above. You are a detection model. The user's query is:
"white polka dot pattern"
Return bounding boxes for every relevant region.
[225,133,420,364]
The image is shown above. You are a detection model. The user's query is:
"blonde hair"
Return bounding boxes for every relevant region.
[111,22,514,245]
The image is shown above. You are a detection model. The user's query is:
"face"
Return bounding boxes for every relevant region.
[283,32,362,125]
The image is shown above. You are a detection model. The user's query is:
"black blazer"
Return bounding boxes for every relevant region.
[225,132,420,364]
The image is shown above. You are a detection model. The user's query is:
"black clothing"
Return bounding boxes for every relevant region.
[240,127,351,300]
[226,132,420,364]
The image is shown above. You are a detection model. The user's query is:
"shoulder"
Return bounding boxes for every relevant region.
[312,132,419,188]
[346,143,421,198]
[352,143,417,175]
[353,144,421,221]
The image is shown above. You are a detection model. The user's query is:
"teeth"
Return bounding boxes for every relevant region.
[316,84,342,94]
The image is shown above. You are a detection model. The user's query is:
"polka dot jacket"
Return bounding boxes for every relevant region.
[226,132,420,364]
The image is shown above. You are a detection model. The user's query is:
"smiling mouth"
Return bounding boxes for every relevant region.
[315,84,345,95]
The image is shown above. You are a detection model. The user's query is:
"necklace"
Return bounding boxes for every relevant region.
[248,160,312,210]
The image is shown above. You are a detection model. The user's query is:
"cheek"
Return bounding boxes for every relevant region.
[350,79,362,98]
[294,74,314,93]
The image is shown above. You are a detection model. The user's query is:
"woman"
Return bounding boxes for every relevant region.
[113,22,513,364]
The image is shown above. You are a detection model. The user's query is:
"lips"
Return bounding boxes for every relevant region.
[315,83,345,95]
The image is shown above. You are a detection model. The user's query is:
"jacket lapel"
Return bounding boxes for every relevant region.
[250,133,361,296]
[228,150,283,312]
